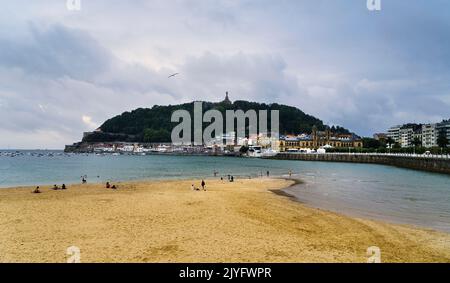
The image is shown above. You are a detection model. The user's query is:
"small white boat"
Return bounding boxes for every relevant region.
[261,148,278,157]
[247,146,262,158]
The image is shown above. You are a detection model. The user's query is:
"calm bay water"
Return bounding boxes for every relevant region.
[1,150,450,232]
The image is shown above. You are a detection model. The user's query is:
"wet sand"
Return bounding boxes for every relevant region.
[1,178,450,262]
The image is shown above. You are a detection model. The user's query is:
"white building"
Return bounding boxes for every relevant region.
[422,123,437,148]
[387,125,401,143]
[400,127,414,148]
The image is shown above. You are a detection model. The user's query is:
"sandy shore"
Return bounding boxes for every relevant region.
[1,178,450,263]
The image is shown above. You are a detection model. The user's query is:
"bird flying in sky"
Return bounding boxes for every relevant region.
[168,73,179,78]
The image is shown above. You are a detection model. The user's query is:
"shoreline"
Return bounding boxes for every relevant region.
[1,178,450,262]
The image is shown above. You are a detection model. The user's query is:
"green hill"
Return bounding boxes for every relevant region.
[82,100,352,143]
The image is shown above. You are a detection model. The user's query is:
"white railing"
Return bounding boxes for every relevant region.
[281,152,450,160]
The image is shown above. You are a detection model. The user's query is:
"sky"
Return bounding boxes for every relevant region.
[0,0,449,149]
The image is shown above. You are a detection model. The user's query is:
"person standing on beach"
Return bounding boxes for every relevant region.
[266,170,270,177]
[201,180,206,191]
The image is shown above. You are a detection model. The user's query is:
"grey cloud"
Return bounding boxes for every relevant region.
[180,52,296,102]
[0,24,180,148]
[0,24,111,81]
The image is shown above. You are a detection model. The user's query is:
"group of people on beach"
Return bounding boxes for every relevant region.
[191,180,206,191]
[105,182,117,189]
[32,181,119,194]
[32,184,67,193]
[52,184,67,190]
[32,169,295,194]
[219,175,234,182]
[189,168,295,193]
[215,169,294,181]
[32,174,93,194]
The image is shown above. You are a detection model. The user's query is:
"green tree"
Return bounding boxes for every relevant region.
[239,145,249,154]
[86,100,355,143]
[393,142,401,149]
[143,128,170,142]
[412,137,422,147]
[386,137,395,147]
[437,131,448,148]
[362,137,381,149]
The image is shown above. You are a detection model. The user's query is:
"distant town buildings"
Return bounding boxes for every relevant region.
[383,120,450,148]
[278,126,362,152]
[66,123,363,154]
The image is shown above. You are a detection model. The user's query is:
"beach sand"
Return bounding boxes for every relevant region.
[1,178,450,263]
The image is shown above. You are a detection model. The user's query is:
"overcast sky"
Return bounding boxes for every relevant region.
[1,0,449,149]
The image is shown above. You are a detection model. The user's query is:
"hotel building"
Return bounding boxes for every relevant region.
[279,126,362,152]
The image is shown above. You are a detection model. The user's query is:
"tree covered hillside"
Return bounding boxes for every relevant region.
[82,100,351,142]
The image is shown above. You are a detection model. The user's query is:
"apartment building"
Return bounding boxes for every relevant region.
[387,125,401,143]
[422,123,437,148]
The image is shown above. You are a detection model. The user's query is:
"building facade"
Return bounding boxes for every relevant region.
[413,127,422,146]
[400,127,414,148]
[422,123,438,148]
[398,124,422,148]
[387,125,401,143]
[279,126,362,152]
